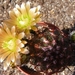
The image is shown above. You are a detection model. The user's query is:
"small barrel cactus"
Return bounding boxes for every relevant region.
[21,22,73,75]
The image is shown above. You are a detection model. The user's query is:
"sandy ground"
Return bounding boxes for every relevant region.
[0,0,75,75]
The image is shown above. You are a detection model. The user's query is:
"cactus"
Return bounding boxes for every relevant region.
[21,22,73,75]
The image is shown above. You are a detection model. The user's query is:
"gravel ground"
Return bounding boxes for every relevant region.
[0,0,75,75]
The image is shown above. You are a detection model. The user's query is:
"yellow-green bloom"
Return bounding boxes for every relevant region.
[4,1,41,35]
[0,24,29,70]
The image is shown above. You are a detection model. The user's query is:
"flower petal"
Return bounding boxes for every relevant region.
[4,19,17,26]
[15,4,21,11]
[11,26,16,36]
[21,48,29,54]
[18,43,24,48]
[36,5,41,11]
[29,7,36,18]
[21,3,26,14]
[18,32,25,39]
[9,11,17,19]
[31,26,37,31]
[0,51,10,62]
[16,39,21,44]
[16,47,21,52]
[26,1,30,12]
[3,24,11,35]
[3,62,8,70]
[10,52,15,62]
[13,8,21,17]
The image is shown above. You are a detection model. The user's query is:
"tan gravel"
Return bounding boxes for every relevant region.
[0,0,75,75]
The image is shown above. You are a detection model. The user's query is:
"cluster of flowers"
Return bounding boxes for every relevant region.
[0,1,75,74]
[0,1,41,70]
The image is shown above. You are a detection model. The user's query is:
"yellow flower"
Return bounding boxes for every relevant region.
[4,1,41,35]
[0,24,29,70]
